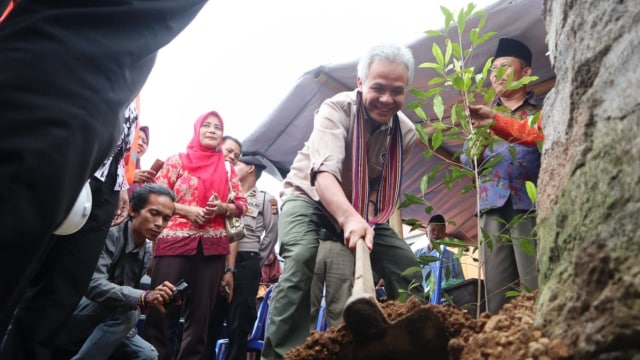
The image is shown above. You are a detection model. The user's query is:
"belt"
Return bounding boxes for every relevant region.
[237,251,260,259]
[318,228,343,242]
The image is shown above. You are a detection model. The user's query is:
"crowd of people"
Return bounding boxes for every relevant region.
[1,1,544,358]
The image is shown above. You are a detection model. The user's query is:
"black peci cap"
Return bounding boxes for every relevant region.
[494,38,532,67]
[428,214,445,225]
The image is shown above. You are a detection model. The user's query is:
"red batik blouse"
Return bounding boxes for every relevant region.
[153,155,247,256]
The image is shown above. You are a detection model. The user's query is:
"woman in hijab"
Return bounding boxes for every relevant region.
[142,111,247,360]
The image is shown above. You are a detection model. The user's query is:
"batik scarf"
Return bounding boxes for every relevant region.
[351,91,403,225]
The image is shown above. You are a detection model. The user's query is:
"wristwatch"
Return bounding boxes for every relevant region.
[224,267,236,274]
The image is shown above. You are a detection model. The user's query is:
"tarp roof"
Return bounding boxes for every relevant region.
[242,0,554,242]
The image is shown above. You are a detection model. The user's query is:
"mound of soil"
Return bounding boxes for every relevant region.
[284,293,574,360]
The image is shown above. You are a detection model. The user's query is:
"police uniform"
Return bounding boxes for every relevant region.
[239,187,279,264]
[207,155,279,360]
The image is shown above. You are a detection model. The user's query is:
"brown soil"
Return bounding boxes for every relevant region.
[284,293,574,360]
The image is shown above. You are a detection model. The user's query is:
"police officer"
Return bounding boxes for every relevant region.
[208,154,279,360]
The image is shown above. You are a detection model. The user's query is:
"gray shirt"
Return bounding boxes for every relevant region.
[85,220,153,309]
[238,187,279,266]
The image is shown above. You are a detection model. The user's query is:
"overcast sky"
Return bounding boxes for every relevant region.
[139,0,497,192]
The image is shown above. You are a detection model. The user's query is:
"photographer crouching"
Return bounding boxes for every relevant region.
[55,184,180,359]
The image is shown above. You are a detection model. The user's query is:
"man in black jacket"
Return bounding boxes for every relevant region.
[0,1,208,357]
[56,184,177,359]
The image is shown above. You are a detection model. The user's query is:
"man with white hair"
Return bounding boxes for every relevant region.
[262,43,423,359]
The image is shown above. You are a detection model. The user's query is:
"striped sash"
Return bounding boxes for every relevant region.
[351,91,403,225]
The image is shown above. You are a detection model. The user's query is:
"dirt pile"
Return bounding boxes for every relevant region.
[284,293,574,360]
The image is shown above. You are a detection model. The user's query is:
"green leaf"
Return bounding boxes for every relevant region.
[425,30,444,37]
[477,13,487,31]
[432,129,443,150]
[506,75,540,90]
[433,237,468,249]
[414,107,428,121]
[457,7,466,34]
[426,163,444,185]
[443,171,453,190]
[422,149,434,159]
[470,28,479,45]
[432,43,444,67]
[420,173,429,194]
[450,104,458,125]
[433,94,444,120]
[414,123,429,145]
[398,194,425,209]
[454,103,466,128]
[424,205,433,215]
[441,292,455,306]
[478,31,497,45]
[451,166,475,181]
[452,58,463,72]
[521,282,534,293]
[428,77,445,86]
[409,88,428,99]
[417,256,441,265]
[405,100,423,110]
[402,266,424,276]
[505,290,521,298]
[474,73,484,87]
[397,291,408,303]
[481,57,493,80]
[452,42,462,58]
[426,87,442,97]
[452,76,465,91]
[403,193,426,206]
[444,39,453,65]
[480,154,504,174]
[463,72,472,92]
[440,5,454,32]
[431,122,448,130]
[418,62,441,69]
[403,218,424,232]
[464,3,476,18]
[518,237,536,257]
[508,146,517,160]
[461,182,475,194]
[525,180,537,203]
[484,87,496,105]
[529,111,542,128]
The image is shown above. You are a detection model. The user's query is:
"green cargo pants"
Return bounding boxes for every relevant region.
[261,196,423,359]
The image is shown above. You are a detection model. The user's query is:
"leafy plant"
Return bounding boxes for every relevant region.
[400,3,541,316]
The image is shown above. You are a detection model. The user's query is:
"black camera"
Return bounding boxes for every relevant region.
[172,279,189,303]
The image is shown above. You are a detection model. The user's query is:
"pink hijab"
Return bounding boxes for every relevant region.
[179,111,230,207]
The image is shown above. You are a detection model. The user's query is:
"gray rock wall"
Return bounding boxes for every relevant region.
[537,0,640,358]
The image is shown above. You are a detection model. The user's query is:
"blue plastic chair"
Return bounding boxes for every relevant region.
[429,245,446,304]
[215,284,275,360]
[315,300,327,332]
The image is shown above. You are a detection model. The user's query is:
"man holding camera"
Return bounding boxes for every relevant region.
[56,184,178,359]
